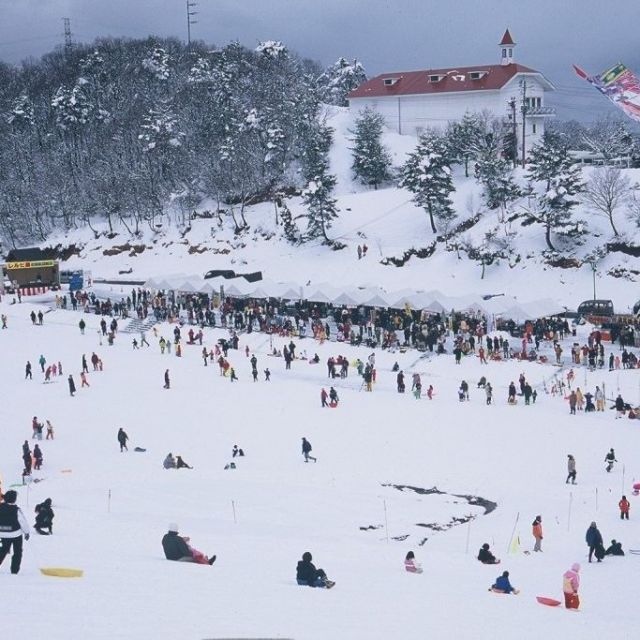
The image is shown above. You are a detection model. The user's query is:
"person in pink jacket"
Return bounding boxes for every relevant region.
[562,563,580,609]
[404,551,423,574]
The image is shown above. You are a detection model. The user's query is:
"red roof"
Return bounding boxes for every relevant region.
[500,29,515,46]
[348,63,539,99]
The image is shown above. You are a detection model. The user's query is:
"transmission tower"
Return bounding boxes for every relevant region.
[186,1,198,46]
[62,17,73,56]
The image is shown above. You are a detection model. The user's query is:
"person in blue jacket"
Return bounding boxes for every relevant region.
[491,570,519,594]
[586,521,604,563]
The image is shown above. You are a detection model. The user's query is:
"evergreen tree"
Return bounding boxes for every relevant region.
[448,112,485,177]
[525,131,584,252]
[317,57,367,106]
[474,132,520,210]
[302,164,338,242]
[350,107,392,189]
[279,202,300,243]
[399,132,456,234]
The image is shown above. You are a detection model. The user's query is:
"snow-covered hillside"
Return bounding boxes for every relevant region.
[37,107,640,312]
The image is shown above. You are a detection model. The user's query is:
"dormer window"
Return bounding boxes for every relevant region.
[383,77,399,86]
[429,74,443,83]
[469,71,487,80]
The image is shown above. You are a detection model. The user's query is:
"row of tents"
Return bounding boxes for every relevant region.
[142,274,566,322]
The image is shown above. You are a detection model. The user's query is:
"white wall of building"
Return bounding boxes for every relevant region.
[349,74,551,154]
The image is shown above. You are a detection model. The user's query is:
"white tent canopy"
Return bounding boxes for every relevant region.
[142,275,565,321]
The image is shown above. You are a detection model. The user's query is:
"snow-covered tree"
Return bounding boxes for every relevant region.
[581,117,634,162]
[524,131,585,252]
[279,201,300,243]
[582,167,633,237]
[303,166,338,242]
[399,132,456,234]
[447,112,485,177]
[7,93,34,130]
[142,47,171,81]
[461,226,514,279]
[318,57,367,106]
[474,132,520,210]
[350,107,392,189]
[51,84,91,130]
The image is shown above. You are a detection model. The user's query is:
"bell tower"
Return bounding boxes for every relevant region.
[499,29,515,66]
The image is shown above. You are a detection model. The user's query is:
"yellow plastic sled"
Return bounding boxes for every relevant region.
[40,567,84,578]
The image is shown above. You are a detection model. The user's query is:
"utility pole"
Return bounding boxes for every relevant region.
[508,98,518,168]
[520,79,528,168]
[62,17,73,57]
[186,0,198,46]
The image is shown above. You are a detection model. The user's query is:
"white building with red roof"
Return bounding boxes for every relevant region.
[348,30,555,156]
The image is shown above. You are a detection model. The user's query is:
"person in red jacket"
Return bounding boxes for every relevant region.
[619,495,630,520]
[532,515,543,552]
[321,388,328,408]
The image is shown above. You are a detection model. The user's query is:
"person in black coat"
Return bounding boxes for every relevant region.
[117,428,129,452]
[176,455,192,469]
[478,543,500,564]
[161,524,215,565]
[296,551,334,588]
[586,521,604,562]
[605,539,625,556]
[68,374,76,396]
[34,498,54,535]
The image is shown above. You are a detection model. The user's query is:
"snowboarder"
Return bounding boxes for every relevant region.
[302,437,316,463]
[566,454,577,484]
[117,428,129,452]
[562,563,580,609]
[68,374,76,397]
[296,551,334,588]
[604,448,617,473]
[34,499,54,535]
[532,515,543,552]
[0,491,31,574]
[161,523,216,565]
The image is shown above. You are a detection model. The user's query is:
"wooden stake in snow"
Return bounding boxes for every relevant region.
[383,499,389,544]
[567,492,573,532]
[465,516,472,554]
[108,489,111,513]
[232,500,237,524]
[622,465,626,494]
[595,488,598,512]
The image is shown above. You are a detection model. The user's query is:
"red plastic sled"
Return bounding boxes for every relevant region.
[536,596,561,607]
[329,401,338,408]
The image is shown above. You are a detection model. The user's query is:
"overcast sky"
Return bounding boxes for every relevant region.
[2,0,640,122]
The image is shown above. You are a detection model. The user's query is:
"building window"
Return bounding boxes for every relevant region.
[532,123,537,134]
[429,74,443,83]
[384,78,398,86]
[508,48,513,58]
[502,48,507,58]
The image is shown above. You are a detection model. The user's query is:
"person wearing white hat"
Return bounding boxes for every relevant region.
[161,523,216,566]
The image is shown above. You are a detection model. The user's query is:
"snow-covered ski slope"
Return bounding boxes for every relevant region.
[1,299,639,639]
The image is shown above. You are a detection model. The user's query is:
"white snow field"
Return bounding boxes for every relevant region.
[1,298,639,640]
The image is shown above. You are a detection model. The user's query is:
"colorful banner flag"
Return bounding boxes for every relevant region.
[573,62,640,122]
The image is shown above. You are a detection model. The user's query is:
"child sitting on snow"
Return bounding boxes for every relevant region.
[490,570,519,594]
[404,551,423,574]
